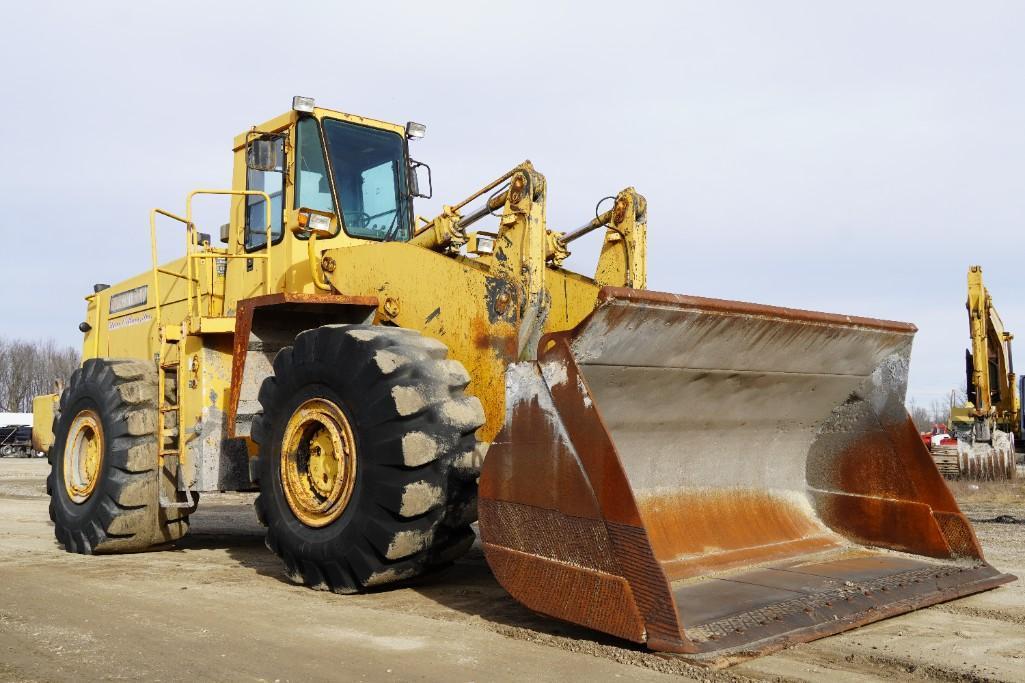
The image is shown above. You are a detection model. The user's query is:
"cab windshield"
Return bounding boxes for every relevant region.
[321,118,411,241]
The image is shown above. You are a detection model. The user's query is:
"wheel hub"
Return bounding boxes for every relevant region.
[64,410,103,504]
[280,398,357,528]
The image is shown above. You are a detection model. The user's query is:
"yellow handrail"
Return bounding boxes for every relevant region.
[149,190,272,329]
[186,189,273,307]
[149,208,190,333]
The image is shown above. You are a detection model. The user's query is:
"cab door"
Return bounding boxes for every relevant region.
[229,130,289,309]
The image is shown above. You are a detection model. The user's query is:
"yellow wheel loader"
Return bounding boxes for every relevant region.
[36,97,1014,663]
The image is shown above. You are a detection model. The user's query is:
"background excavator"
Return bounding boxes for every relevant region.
[33,97,1013,664]
[934,266,1020,479]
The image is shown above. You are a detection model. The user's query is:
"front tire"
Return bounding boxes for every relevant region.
[48,359,190,553]
[252,325,484,592]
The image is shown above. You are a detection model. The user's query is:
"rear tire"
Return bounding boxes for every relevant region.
[252,325,484,592]
[48,359,190,553]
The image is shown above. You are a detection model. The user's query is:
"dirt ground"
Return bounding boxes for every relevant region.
[1,459,1023,682]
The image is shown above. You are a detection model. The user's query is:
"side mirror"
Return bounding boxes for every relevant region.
[409,160,432,199]
[219,222,231,244]
[247,138,280,172]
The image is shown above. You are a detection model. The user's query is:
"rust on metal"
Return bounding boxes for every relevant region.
[226,292,378,438]
[480,288,1015,664]
[638,489,840,581]
[480,338,694,653]
[596,286,918,334]
[278,397,358,528]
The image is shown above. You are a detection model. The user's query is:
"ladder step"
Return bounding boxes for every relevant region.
[160,463,197,511]
[157,332,181,466]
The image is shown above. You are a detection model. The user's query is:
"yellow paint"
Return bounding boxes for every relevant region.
[280,398,357,527]
[31,394,59,453]
[39,101,646,488]
[63,409,103,503]
[961,265,1020,438]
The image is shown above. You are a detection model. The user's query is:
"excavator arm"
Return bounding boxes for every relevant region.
[965,265,1019,437]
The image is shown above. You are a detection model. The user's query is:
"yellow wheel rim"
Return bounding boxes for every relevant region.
[280,398,358,528]
[63,409,104,504]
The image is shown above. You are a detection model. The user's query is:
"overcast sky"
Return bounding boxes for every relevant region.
[2,1,1022,406]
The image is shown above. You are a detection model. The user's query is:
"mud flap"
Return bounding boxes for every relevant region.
[478,287,1015,664]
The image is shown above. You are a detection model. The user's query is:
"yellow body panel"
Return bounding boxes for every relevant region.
[34,100,1013,658]
[81,255,189,363]
[39,103,644,489]
[325,243,602,442]
[962,265,1020,438]
[31,394,59,453]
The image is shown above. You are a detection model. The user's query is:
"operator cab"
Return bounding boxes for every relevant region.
[241,96,430,252]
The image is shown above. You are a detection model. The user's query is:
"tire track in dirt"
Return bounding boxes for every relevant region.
[932,604,1025,626]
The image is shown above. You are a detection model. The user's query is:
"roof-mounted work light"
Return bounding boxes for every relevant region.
[292,96,316,113]
[405,121,426,140]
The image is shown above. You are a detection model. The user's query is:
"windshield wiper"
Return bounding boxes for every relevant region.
[382,204,403,242]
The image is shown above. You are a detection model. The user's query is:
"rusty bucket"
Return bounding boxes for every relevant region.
[478,287,1014,664]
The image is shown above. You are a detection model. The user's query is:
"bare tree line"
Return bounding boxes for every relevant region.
[907,386,968,433]
[0,338,79,413]
[0,334,978,434]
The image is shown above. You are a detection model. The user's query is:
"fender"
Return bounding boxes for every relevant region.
[226,292,378,440]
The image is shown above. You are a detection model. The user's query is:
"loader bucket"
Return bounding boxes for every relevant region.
[479,287,1014,664]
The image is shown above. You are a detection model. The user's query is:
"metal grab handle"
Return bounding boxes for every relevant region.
[149,208,191,331]
[149,189,273,329]
[186,189,273,301]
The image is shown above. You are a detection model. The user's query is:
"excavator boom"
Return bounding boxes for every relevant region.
[965,265,1019,434]
[944,266,1019,479]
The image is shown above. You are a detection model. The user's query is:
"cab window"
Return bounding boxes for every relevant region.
[295,117,336,216]
[245,135,285,250]
[321,118,410,241]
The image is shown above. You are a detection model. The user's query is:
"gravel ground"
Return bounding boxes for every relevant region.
[1,459,1023,682]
